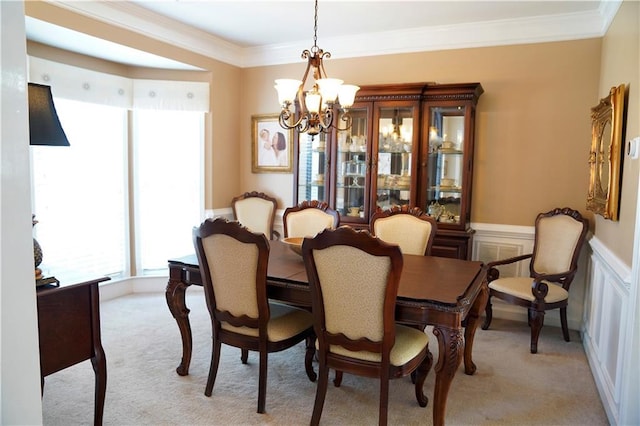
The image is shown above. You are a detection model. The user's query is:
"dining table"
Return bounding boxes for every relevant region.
[166,239,488,426]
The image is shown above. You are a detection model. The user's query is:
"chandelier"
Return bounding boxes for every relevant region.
[275,0,359,138]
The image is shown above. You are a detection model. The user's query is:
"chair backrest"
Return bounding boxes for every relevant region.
[231,191,278,240]
[302,226,403,360]
[193,217,270,332]
[283,200,340,238]
[531,207,588,286]
[370,205,437,256]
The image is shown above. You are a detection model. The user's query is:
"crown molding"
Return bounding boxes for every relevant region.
[49,0,622,69]
[245,4,620,67]
[49,0,242,66]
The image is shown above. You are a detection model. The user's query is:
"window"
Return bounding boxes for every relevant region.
[32,99,128,282]
[133,110,204,273]
[32,100,204,282]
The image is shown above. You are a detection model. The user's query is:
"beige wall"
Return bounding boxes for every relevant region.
[25,1,639,266]
[243,39,602,227]
[594,0,639,266]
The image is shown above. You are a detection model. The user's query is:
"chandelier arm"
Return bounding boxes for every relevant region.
[279,108,309,132]
[330,111,354,132]
[317,51,331,80]
[297,112,311,134]
[318,108,333,132]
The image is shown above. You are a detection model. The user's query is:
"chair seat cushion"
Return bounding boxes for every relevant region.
[489,277,568,303]
[222,302,313,342]
[321,324,428,366]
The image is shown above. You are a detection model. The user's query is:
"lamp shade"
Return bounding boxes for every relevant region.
[274,79,302,105]
[337,84,360,109]
[28,83,70,146]
[316,78,343,103]
[304,89,322,114]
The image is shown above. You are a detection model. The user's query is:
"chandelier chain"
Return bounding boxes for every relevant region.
[312,0,318,52]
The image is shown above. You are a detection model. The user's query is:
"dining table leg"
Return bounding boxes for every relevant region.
[431,325,464,426]
[165,275,193,376]
[463,284,489,375]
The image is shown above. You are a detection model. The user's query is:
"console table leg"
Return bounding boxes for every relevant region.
[431,325,464,426]
[91,353,106,426]
[166,277,192,376]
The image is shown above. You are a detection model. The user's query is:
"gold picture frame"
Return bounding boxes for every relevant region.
[587,84,626,221]
[251,114,294,173]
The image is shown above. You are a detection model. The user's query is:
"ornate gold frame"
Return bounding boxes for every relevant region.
[587,84,626,221]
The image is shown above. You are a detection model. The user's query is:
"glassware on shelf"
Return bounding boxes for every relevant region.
[427,201,444,220]
[342,155,366,176]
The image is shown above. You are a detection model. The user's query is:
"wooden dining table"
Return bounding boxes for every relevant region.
[166,239,488,426]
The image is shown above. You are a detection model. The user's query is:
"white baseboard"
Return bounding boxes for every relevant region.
[98,275,204,303]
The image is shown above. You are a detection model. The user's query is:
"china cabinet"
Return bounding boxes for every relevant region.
[293,82,483,259]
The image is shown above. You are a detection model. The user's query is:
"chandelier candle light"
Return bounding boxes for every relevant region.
[275,0,359,138]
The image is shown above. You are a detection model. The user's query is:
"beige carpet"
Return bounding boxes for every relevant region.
[42,290,608,425]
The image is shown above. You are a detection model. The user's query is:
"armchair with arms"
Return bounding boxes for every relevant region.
[481,207,589,353]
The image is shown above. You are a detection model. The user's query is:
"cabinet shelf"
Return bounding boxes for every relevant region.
[378,186,411,191]
[430,149,463,156]
[430,186,462,193]
[337,184,366,189]
[378,149,412,155]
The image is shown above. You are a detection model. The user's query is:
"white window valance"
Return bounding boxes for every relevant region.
[28,56,210,112]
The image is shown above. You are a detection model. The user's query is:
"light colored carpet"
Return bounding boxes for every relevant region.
[42,290,608,425]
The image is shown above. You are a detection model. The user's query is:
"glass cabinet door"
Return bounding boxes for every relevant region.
[297,131,329,204]
[426,106,466,225]
[335,106,369,222]
[375,105,416,211]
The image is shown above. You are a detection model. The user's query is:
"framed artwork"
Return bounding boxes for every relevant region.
[252,114,294,173]
[587,84,626,221]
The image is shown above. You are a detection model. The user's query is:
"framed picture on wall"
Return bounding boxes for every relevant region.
[252,114,294,173]
[586,84,626,221]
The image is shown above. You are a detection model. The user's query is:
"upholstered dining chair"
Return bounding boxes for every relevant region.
[283,199,339,238]
[370,205,438,256]
[192,217,316,413]
[302,226,432,426]
[231,191,280,240]
[481,207,589,353]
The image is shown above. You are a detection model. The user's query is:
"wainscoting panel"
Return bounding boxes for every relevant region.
[582,237,632,425]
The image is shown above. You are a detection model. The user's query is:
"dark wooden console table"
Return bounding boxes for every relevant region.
[37,276,110,426]
[167,240,488,426]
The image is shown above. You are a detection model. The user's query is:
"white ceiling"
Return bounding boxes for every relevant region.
[25,0,620,70]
